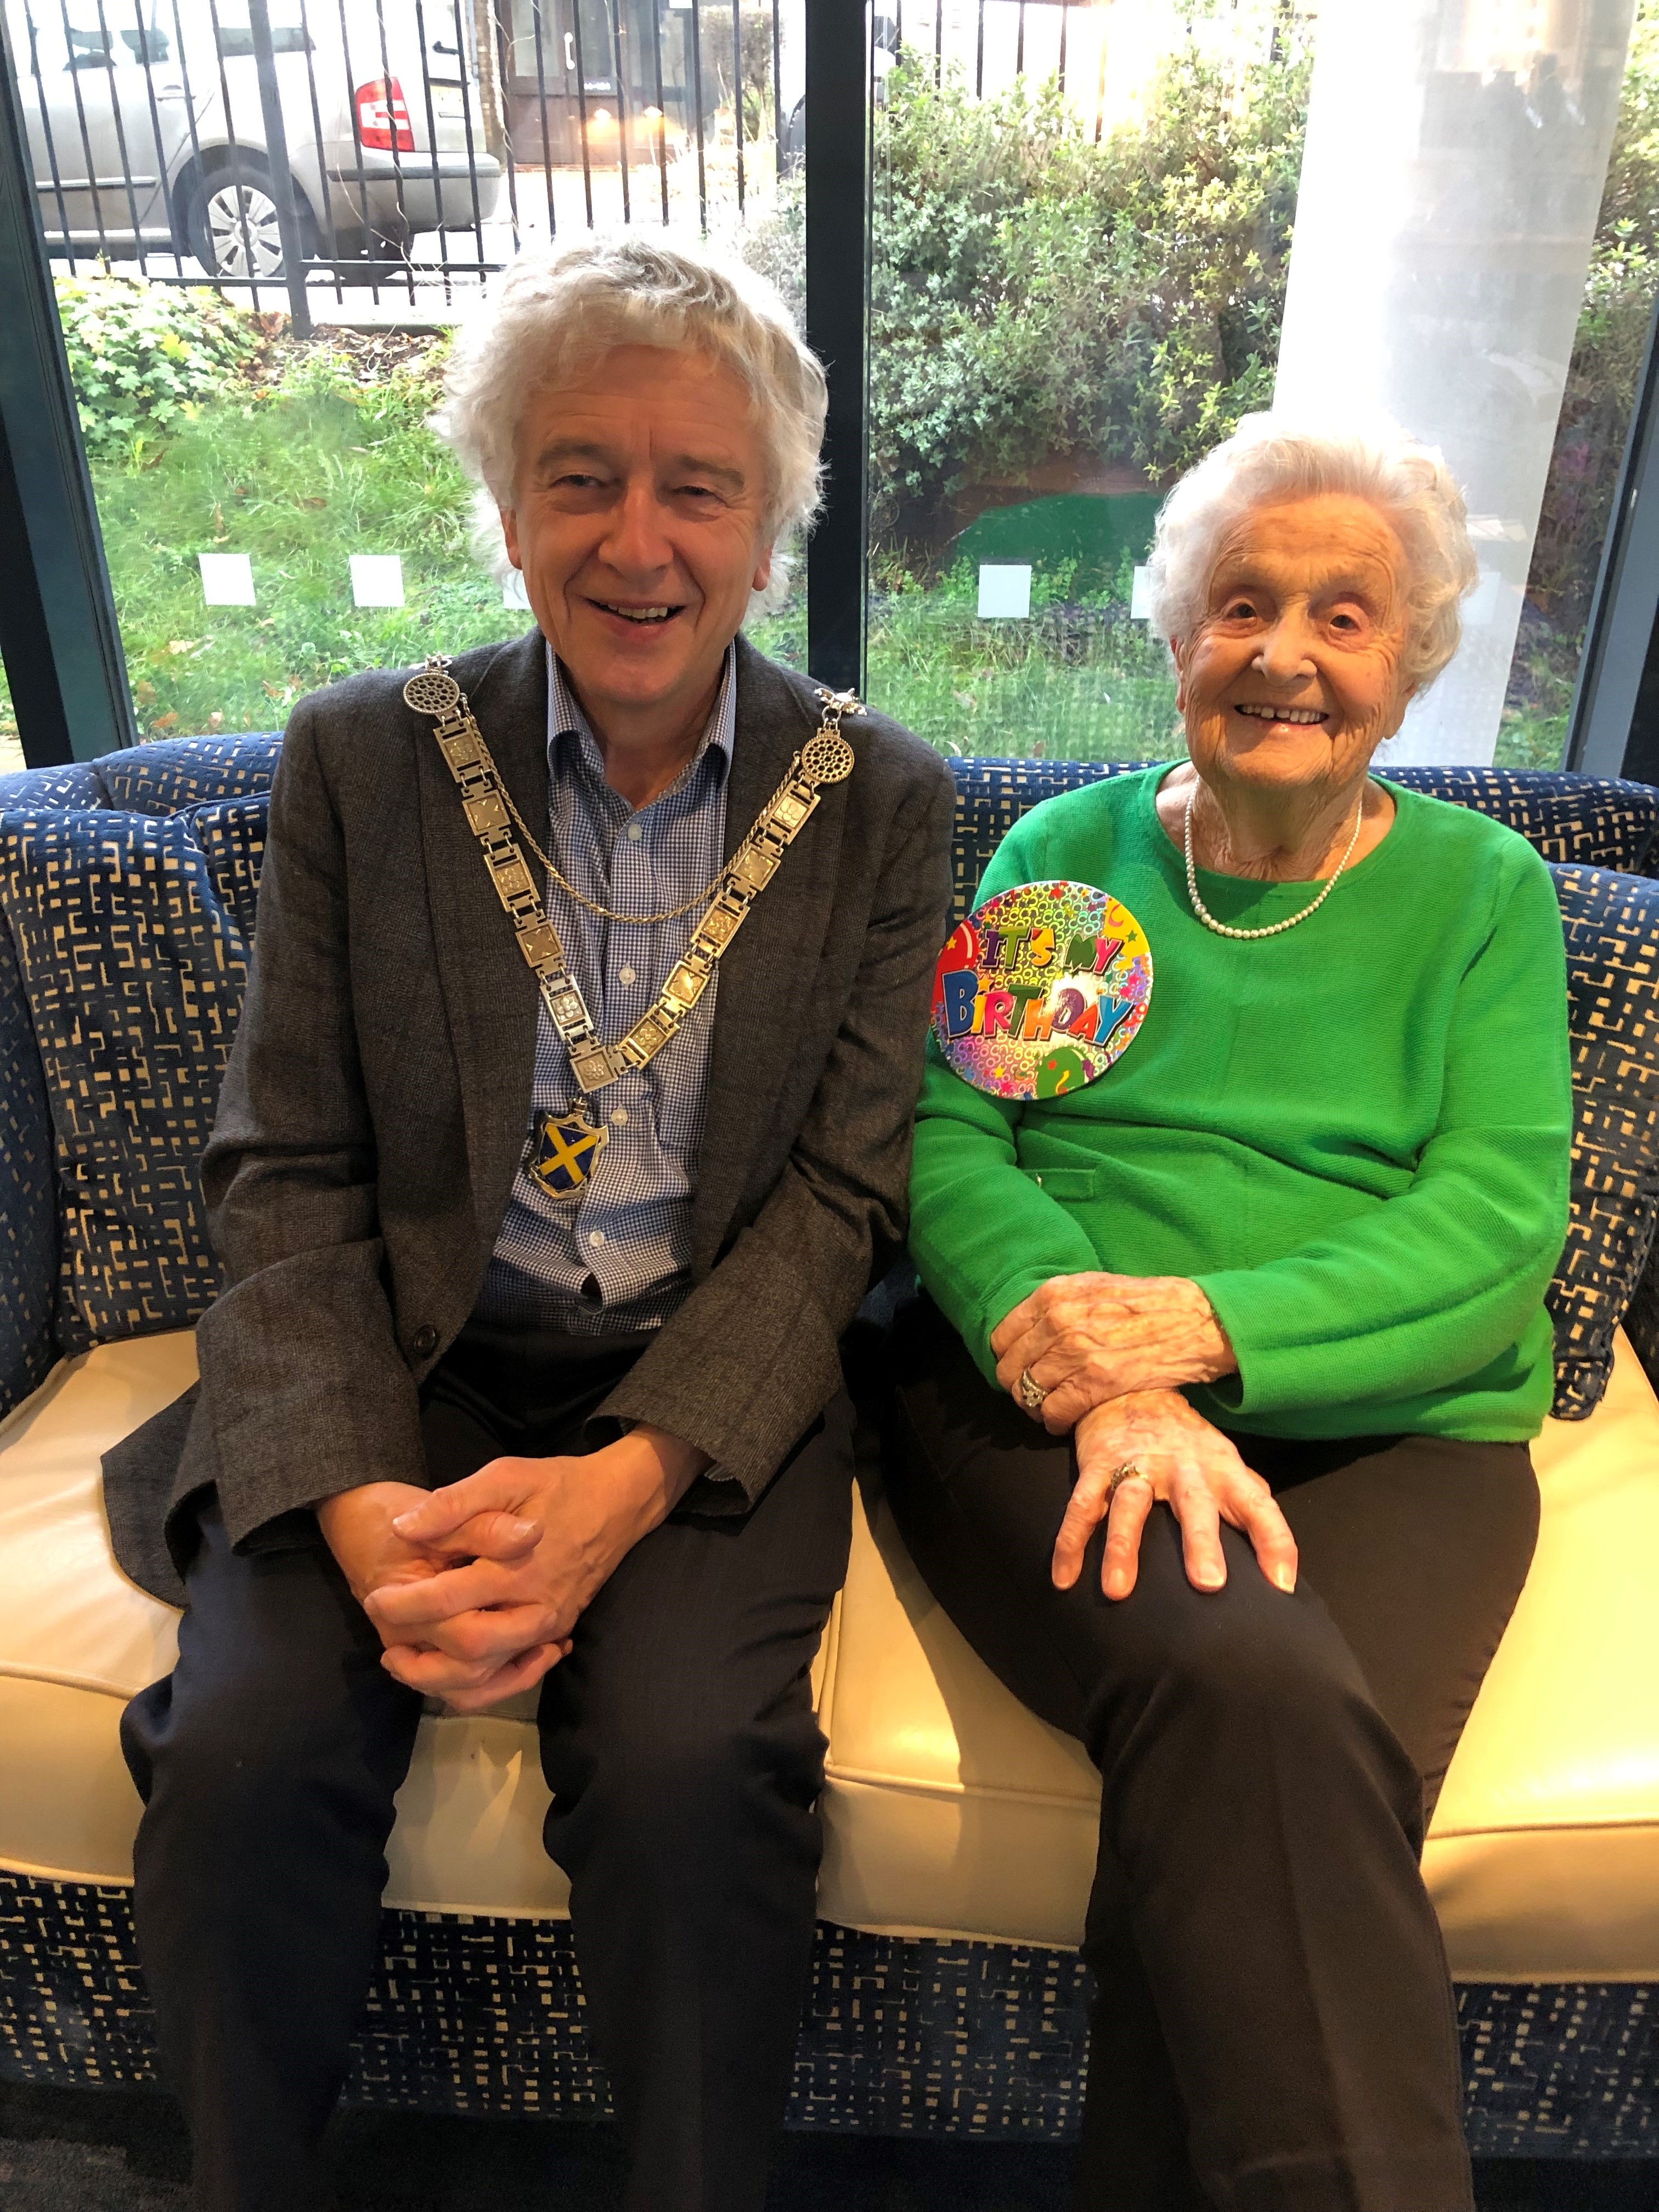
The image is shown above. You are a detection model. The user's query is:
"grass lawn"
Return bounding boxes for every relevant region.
[87,354,528,738]
[864,578,1183,763]
[85,361,1188,765]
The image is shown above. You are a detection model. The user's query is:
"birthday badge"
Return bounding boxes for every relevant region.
[932,881,1152,1101]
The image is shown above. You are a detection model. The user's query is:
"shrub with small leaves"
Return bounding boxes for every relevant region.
[55,273,263,459]
[743,30,1311,561]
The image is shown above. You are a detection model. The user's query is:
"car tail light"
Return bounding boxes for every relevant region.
[354,77,414,153]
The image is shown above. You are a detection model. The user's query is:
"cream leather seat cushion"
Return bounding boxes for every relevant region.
[2,1328,1657,1979]
[820,1331,1659,1978]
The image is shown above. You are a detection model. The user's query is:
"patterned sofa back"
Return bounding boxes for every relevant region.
[0,733,284,817]
[1,733,1658,1431]
[3,739,1659,885]
[947,758,1659,918]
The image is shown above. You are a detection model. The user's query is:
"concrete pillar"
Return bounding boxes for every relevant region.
[1273,0,1637,764]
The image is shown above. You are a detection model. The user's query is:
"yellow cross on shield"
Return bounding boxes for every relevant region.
[526,1108,610,1199]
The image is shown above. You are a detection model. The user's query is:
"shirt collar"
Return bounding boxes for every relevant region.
[545,640,737,802]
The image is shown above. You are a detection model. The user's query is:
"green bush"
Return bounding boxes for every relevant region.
[55,273,263,460]
[865,38,1308,551]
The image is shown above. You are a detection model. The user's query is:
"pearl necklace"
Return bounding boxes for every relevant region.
[1182,784,1366,941]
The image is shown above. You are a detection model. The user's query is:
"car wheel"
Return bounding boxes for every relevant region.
[185,161,315,281]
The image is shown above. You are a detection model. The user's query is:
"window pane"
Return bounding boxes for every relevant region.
[12,0,806,755]
[1505,8,1659,768]
[867,0,1655,771]
[866,1,1311,764]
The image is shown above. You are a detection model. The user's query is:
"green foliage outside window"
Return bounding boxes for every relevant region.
[1502,2,1659,765]
[88,340,521,737]
[743,31,1313,757]
[54,273,262,460]
[13,4,1656,769]
[865,42,1309,554]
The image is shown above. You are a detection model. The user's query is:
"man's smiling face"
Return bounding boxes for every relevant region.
[501,343,774,737]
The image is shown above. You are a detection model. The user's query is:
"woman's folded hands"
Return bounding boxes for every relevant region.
[991,1272,1295,1602]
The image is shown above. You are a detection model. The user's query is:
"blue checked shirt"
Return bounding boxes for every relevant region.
[476,644,736,1334]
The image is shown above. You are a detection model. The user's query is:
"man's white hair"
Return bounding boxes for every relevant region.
[433,233,827,619]
[1144,414,1480,693]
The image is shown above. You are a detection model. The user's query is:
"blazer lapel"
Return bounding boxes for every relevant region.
[692,639,842,1271]
[416,628,549,1251]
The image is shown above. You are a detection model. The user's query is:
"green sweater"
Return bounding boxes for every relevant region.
[910,768,1573,1442]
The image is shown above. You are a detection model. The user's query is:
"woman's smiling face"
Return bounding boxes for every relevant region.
[1173,493,1416,798]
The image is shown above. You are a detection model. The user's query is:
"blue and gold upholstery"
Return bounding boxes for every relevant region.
[1551,866,1659,1415]
[0,918,55,1425]
[3,1866,1650,2152]
[187,797,268,946]
[15,746,1653,1410]
[91,733,285,815]
[946,759,1659,924]
[0,733,282,818]
[0,810,249,1355]
[0,764,104,811]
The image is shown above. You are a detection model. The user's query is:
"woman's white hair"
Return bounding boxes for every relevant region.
[1143,414,1480,694]
[432,233,827,619]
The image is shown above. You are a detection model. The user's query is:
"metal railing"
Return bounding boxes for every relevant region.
[13,0,1139,334]
[12,0,801,324]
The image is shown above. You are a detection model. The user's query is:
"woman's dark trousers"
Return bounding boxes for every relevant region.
[885,1297,1541,2212]
[120,1327,854,2212]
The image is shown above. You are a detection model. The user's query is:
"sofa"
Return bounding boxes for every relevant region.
[1,735,1657,2157]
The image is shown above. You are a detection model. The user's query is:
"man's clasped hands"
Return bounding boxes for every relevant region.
[989,1271,1299,1604]
[315,1424,710,1713]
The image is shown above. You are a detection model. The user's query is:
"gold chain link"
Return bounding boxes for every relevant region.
[405,658,863,1093]
[502,685,861,928]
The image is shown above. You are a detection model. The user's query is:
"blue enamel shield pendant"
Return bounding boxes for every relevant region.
[526,1108,609,1199]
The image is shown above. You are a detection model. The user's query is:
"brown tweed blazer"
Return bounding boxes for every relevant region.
[102,629,954,1605]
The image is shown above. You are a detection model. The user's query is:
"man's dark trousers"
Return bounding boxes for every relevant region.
[120,1327,856,2212]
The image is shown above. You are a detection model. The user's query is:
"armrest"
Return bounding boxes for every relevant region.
[0,912,58,1421]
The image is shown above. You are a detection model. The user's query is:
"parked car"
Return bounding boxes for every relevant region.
[7,0,503,278]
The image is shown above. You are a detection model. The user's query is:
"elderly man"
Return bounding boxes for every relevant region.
[106,235,953,2212]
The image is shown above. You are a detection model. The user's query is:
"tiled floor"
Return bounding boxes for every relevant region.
[2,2085,1656,2211]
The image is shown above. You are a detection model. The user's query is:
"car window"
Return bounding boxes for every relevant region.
[211,0,312,57]
[59,2,168,68]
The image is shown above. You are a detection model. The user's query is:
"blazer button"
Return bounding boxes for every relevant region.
[411,1324,439,1361]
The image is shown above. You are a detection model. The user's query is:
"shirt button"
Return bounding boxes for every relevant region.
[611,1107,629,1126]
[589,1229,606,1249]
[627,821,644,841]
[618,964,636,986]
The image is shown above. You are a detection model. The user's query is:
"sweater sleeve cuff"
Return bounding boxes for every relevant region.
[1191,1268,1292,1418]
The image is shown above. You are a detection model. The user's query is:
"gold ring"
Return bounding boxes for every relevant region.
[1107,1461,1144,1500]
[1017,1367,1048,1414]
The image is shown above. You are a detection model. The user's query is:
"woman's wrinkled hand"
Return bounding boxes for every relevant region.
[992,1271,1237,1432]
[1053,1390,1298,1602]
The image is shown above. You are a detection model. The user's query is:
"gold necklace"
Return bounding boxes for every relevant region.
[499,740,729,928]
[403,658,863,1100]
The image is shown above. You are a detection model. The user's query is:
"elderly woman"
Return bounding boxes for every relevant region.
[888,420,1571,2210]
